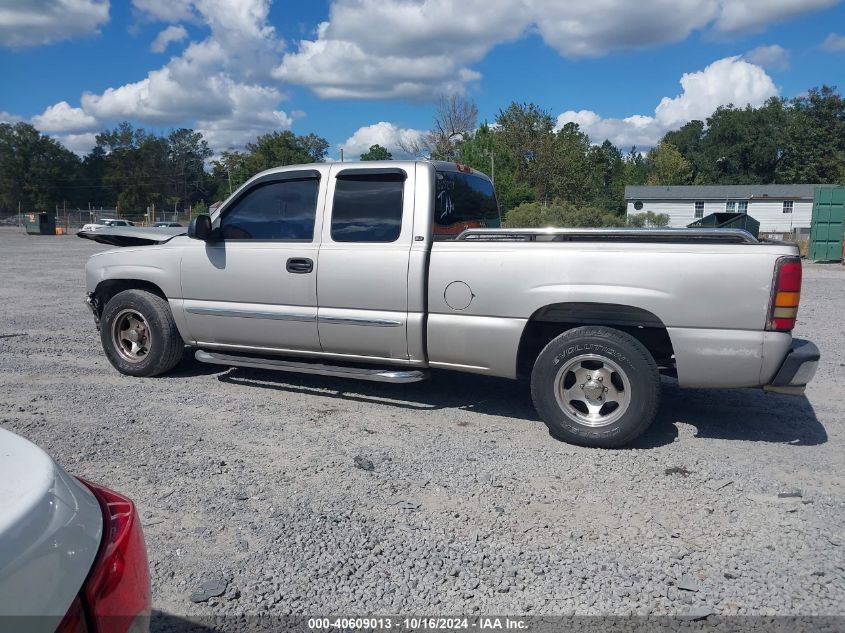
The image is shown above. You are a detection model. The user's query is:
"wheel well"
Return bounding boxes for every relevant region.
[516,302,675,378]
[93,279,168,315]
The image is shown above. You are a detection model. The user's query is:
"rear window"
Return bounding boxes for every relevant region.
[434,170,500,240]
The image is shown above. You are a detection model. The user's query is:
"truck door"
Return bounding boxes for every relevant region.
[316,165,415,360]
[180,168,325,352]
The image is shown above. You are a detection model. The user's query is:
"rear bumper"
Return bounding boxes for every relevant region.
[763,338,820,396]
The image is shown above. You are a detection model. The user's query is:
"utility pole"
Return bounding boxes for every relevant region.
[17,200,21,228]
[340,148,344,162]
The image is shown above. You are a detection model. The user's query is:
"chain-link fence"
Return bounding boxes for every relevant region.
[0,207,195,231]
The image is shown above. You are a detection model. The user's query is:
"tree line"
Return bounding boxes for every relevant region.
[0,121,328,218]
[0,85,842,226]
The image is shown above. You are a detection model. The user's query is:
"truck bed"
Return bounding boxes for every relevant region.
[426,232,799,388]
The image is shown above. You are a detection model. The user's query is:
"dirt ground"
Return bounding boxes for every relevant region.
[1,227,843,626]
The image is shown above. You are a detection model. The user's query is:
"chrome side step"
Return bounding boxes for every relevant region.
[195,350,429,384]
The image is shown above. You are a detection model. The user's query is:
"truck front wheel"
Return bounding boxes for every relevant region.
[100,289,184,377]
[530,326,660,448]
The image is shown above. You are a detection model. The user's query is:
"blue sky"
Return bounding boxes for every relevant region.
[1,0,844,159]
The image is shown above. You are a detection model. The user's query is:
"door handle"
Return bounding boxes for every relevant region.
[286,257,313,274]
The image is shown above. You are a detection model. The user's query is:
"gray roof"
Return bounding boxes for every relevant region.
[625,184,826,201]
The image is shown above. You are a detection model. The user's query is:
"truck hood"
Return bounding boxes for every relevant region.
[0,427,103,619]
[77,225,186,247]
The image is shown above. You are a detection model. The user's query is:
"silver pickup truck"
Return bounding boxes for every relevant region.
[80,160,819,447]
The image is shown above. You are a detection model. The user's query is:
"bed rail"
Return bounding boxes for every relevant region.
[454,227,759,244]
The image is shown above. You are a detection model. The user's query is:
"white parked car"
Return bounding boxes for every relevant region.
[0,427,151,632]
[80,218,135,232]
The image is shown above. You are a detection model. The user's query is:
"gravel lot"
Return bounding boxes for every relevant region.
[1,227,844,626]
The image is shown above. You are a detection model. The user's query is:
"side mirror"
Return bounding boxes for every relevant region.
[188,214,213,240]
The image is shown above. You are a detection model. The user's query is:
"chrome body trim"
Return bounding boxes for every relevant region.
[195,350,429,383]
[318,315,403,327]
[195,341,427,365]
[185,306,315,323]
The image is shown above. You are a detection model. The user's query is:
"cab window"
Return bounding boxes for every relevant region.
[220,177,320,241]
[330,172,404,242]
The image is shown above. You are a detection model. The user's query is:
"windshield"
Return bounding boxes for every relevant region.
[434,170,500,240]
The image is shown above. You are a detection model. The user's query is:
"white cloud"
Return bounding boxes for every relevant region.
[535,0,719,58]
[744,44,790,70]
[715,0,840,32]
[29,0,291,152]
[275,0,521,99]
[31,101,98,132]
[821,32,845,52]
[654,57,777,127]
[0,108,96,154]
[557,111,663,150]
[150,24,187,53]
[276,37,482,99]
[1,111,24,123]
[0,0,110,47]
[132,0,195,22]
[53,132,98,155]
[339,122,425,160]
[196,84,294,150]
[278,0,838,99]
[81,63,228,123]
[556,56,779,149]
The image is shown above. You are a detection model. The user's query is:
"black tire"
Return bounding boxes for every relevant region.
[100,289,184,377]
[530,326,660,448]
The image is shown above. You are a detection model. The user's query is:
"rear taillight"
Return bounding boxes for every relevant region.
[75,479,151,633]
[767,256,802,332]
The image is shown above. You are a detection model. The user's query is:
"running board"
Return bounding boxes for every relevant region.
[195,350,429,383]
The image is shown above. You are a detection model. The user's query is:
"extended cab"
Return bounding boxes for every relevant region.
[81,161,819,447]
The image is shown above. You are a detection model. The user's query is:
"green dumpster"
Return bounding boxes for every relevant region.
[24,212,57,235]
[809,186,845,262]
[687,212,760,238]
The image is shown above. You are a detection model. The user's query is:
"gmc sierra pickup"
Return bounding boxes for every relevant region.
[80,160,819,447]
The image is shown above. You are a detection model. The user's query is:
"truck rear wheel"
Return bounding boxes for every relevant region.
[530,326,660,448]
[100,289,184,377]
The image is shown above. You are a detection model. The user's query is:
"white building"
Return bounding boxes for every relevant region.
[624,184,823,233]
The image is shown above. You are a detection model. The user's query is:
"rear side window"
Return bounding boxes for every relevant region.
[331,173,404,242]
[220,177,319,240]
[434,170,500,240]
